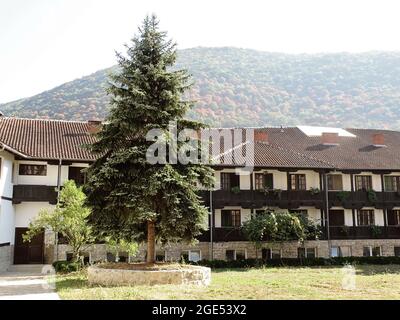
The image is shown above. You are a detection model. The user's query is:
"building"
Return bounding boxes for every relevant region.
[1,118,400,271]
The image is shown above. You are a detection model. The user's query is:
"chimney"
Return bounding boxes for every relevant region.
[254,129,269,144]
[321,132,339,145]
[372,133,385,147]
[87,120,102,134]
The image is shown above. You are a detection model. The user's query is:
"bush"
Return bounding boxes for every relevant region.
[52,261,81,273]
[190,256,400,268]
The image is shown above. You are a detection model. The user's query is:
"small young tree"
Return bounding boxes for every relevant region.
[105,236,138,263]
[24,180,95,263]
[242,210,322,259]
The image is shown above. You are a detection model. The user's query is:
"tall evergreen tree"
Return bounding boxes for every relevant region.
[85,15,214,264]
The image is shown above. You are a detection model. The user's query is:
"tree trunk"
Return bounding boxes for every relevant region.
[147,220,156,264]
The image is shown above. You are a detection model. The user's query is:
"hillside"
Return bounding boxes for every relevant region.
[2,47,400,129]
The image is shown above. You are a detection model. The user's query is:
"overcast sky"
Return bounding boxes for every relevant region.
[1,0,400,103]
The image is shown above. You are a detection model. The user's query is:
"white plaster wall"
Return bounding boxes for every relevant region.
[0,151,15,244]
[344,209,354,226]
[0,200,15,244]
[14,202,55,228]
[241,209,251,224]
[0,151,14,198]
[342,174,352,191]
[374,209,385,226]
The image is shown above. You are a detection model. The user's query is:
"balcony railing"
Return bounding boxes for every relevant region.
[329,226,400,239]
[328,191,400,208]
[200,189,400,210]
[196,225,400,242]
[200,189,323,209]
[13,185,58,204]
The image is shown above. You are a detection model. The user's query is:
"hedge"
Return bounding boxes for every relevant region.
[52,261,81,273]
[190,256,400,268]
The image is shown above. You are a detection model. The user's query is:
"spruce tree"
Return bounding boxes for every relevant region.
[85,15,214,264]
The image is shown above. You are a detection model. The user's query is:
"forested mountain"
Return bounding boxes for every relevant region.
[2,47,400,129]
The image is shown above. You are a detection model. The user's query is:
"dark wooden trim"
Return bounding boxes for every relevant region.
[352,209,356,227]
[350,174,354,192]
[1,196,12,202]
[0,242,10,247]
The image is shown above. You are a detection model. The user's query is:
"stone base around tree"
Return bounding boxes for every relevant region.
[87,264,211,286]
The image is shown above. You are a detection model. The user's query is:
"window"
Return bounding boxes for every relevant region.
[384,176,400,192]
[262,248,281,259]
[254,173,273,190]
[372,247,381,257]
[262,248,271,260]
[236,250,246,260]
[220,173,240,190]
[156,251,166,262]
[331,246,351,257]
[221,210,241,227]
[298,248,316,259]
[363,246,381,257]
[357,210,375,226]
[19,164,47,176]
[68,167,86,186]
[226,250,235,261]
[328,174,343,191]
[290,174,306,190]
[271,249,281,259]
[181,251,189,262]
[355,175,373,191]
[68,252,90,264]
[181,250,201,262]
[329,210,345,226]
[394,247,400,257]
[387,210,400,226]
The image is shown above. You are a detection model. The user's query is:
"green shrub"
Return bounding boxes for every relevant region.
[52,261,81,273]
[190,256,400,268]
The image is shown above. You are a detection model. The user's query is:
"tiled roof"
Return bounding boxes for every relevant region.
[0,117,97,161]
[1,117,400,171]
[250,127,400,171]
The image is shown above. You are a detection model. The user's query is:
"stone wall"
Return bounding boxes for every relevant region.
[88,265,211,286]
[0,245,12,272]
[45,239,400,263]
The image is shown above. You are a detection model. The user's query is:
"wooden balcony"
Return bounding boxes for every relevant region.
[329,226,400,239]
[197,225,400,242]
[13,185,58,204]
[328,191,400,209]
[200,189,324,209]
[196,228,247,242]
[200,189,400,210]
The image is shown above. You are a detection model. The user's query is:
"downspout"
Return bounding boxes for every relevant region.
[324,172,332,257]
[55,158,62,262]
[209,188,214,261]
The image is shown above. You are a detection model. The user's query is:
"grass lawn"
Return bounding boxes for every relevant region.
[55,265,400,300]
